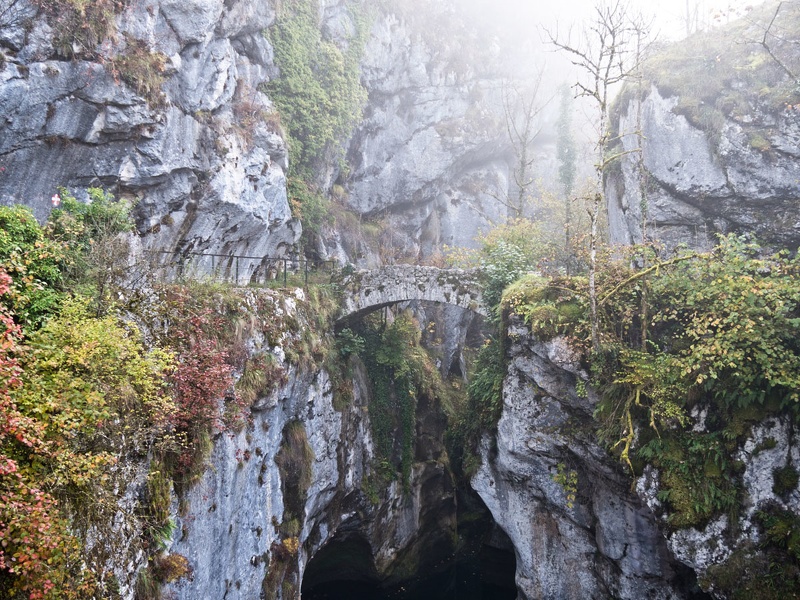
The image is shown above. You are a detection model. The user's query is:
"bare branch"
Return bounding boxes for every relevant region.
[499,72,552,219]
[759,1,799,83]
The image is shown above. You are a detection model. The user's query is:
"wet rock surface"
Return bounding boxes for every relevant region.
[473,319,704,600]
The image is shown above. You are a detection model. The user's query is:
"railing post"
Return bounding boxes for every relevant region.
[283,259,288,286]
[305,259,308,286]
[235,256,239,286]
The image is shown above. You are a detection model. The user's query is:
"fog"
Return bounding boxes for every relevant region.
[454,0,771,129]
[443,0,770,207]
[462,0,767,41]
[456,0,770,83]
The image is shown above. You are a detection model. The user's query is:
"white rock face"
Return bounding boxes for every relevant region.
[480,317,800,598]
[473,324,693,600]
[159,295,459,599]
[651,416,800,583]
[339,3,510,261]
[0,0,298,264]
[608,85,800,251]
[164,368,364,599]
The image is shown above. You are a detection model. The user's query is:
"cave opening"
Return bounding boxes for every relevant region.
[300,493,517,600]
[300,533,383,599]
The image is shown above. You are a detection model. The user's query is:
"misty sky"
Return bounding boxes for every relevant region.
[465,0,768,41]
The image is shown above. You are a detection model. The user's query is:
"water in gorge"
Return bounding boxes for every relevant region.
[301,543,517,600]
[301,493,517,600]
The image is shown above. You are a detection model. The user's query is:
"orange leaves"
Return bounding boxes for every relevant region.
[0,269,175,597]
[0,269,85,600]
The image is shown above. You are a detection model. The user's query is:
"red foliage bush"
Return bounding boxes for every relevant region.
[0,269,88,599]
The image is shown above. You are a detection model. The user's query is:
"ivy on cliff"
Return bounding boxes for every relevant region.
[265,0,368,240]
[502,235,800,538]
[346,312,438,492]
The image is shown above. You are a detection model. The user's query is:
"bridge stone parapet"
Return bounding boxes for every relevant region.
[338,265,485,325]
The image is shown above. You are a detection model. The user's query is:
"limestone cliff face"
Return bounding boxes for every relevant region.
[478,316,800,599]
[473,317,697,600]
[635,412,800,598]
[607,86,800,251]
[162,312,457,600]
[0,0,297,273]
[606,4,800,252]
[341,0,509,261]
[1,0,519,269]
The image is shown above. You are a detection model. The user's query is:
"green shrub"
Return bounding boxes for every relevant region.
[0,205,66,330]
[335,327,365,358]
[773,465,799,499]
[47,187,136,315]
[112,39,168,107]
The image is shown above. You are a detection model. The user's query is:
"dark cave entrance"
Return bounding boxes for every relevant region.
[300,493,517,600]
[300,534,383,599]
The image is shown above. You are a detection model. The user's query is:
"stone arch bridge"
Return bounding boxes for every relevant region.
[337,265,486,326]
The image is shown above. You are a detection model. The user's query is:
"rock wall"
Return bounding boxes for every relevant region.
[477,313,800,599]
[606,3,800,253]
[0,0,533,269]
[607,86,800,251]
[0,0,297,274]
[339,1,511,262]
[635,410,800,597]
[162,301,458,600]
[473,317,702,600]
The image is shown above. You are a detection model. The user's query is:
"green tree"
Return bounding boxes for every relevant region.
[473,218,557,310]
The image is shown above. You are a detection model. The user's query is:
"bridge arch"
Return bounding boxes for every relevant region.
[337,265,485,326]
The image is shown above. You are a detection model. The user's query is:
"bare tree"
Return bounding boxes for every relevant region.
[496,75,549,220]
[683,0,706,37]
[548,0,640,349]
[629,12,655,351]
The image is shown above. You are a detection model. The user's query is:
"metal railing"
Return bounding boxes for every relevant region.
[145,250,339,287]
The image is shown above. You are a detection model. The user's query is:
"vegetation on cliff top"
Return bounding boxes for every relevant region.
[620,1,800,145]
[265,0,369,245]
[501,234,800,593]
[0,193,344,599]
[0,197,177,599]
